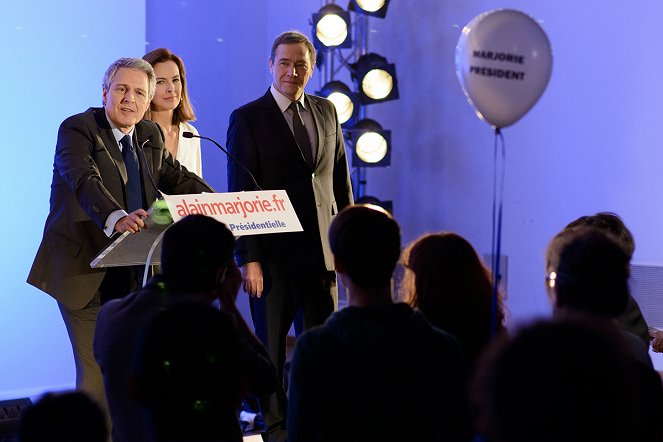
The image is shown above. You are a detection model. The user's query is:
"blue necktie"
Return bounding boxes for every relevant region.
[289,101,314,168]
[120,135,143,212]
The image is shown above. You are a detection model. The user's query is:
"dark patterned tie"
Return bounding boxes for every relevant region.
[120,135,143,212]
[289,101,314,168]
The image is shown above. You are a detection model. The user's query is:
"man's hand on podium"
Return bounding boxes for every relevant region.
[115,209,148,234]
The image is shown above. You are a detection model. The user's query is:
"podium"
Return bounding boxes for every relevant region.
[90,213,171,269]
[90,190,303,275]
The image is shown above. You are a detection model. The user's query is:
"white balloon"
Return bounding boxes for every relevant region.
[456,9,553,129]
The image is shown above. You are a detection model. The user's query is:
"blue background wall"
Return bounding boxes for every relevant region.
[0,0,147,398]
[4,0,663,398]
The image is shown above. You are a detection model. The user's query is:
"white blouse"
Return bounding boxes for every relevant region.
[176,121,203,177]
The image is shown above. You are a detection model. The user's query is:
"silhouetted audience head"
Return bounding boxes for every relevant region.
[471,317,640,442]
[561,211,655,347]
[18,391,107,442]
[545,226,629,318]
[329,204,400,289]
[160,214,235,292]
[564,212,635,258]
[401,232,506,369]
[132,303,245,442]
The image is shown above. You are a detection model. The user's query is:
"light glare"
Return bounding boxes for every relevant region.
[362,69,393,99]
[356,0,386,12]
[327,92,354,124]
[316,14,348,47]
[356,132,388,163]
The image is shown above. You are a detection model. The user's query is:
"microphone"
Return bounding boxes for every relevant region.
[183,131,262,191]
[137,138,164,200]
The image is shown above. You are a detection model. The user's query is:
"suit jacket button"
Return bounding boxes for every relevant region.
[92,205,101,214]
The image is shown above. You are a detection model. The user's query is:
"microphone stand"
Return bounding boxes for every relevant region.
[183,132,262,191]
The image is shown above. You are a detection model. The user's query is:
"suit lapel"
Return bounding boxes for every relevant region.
[261,90,313,169]
[262,91,295,145]
[93,109,128,184]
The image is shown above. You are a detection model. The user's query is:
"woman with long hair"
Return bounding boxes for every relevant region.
[142,48,202,176]
[401,232,506,371]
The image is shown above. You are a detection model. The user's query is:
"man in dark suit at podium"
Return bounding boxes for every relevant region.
[226,30,353,441]
[27,57,213,416]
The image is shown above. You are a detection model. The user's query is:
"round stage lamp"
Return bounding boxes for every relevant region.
[356,0,385,12]
[350,118,391,167]
[362,68,394,100]
[355,195,393,214]
[318,81,360,126]
[356,132,388,164]
[352,53,399,104]
[348,0,390,18]
[328,92,354,123]
[312,4,352,49]
[317,15,348,47]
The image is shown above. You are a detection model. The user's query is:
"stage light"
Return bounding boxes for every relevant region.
[348,0,390,18]
[355,195,393,214]
[318,81,360,127]
[352,53,399,104]
[312,4,352,49]
[349,118,391,167]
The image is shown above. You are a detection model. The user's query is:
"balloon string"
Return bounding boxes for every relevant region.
[490,128,506,336]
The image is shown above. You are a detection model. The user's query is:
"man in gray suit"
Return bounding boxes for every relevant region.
[27,57,212,415]
[227,30,353,442]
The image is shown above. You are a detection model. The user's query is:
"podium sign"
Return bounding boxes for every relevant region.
[162,190,303,236]
[90,190,301,270]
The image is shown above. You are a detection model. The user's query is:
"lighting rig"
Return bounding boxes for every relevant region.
[311,0,396,211]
